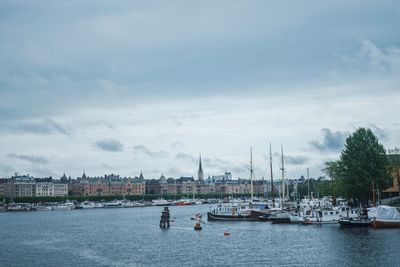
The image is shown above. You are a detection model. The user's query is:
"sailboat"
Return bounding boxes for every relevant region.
[269,145,292,223]
[207,147,259,221]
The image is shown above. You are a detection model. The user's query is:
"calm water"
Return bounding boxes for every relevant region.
[1,206,400,267]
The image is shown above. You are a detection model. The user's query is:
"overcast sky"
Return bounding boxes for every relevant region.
[1,1,399,180]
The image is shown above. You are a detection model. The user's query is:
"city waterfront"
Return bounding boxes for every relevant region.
[1,205,399,266]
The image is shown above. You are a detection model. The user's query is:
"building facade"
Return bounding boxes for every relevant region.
[69,173,146,196]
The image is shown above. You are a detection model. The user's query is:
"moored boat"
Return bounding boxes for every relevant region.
[52,202,75,211]
[152,199,171,206]
[103,200,123,208]
[175,199,195,206]
[370,205,400,229]
[207,203,255,221]
[339,218,371,227]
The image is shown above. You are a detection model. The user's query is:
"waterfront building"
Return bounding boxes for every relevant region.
[0,178,6,198]
[36,180,68,197]
[7,174,36,197]
[70,173,145,196]
[211,171,232,183]
[1,175,68,198]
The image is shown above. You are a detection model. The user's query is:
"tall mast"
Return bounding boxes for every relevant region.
[281,145,285,201]
[193,180,195,200]
[269,142,275,208]
[250,147,253,202]
[307,168,310,200]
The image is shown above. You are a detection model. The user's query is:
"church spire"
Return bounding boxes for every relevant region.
[198,153,204,181]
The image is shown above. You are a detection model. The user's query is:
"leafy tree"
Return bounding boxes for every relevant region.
[339,128,390,204]
[322,160,343,204]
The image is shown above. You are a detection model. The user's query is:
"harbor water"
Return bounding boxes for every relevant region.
[1,205,399,266]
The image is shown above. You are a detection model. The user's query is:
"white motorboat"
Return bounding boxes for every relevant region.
[152,199,171,206]
[103,200,123,208]
[52,202,75,211]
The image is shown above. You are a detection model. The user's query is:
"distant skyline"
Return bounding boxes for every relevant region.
[1,1,399,179]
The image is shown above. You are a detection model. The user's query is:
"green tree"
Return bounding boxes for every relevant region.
[322,160,343,205]
[340,128,390,204]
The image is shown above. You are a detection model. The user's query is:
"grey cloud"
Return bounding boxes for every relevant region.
[0,163,15,175]
[171,142,184,149]
[133,145,169,158]
[7,153,49,164]
[94,139,124,152]
[101,163,113,169]
[1,119,71,136]
[310,128,349,153]
[284,155,309,165]
[203,157,230,170]
[176,152,197,164]
[27,167,57,178]
[176,152,230,172]
[271,153,308,165]
[369,124,390,141]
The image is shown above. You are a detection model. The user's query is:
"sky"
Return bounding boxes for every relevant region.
[0,1,399,180]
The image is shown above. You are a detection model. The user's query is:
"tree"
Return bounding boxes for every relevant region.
[322,160,343,205]
[339,128,390,204]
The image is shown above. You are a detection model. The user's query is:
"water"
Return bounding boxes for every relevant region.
[1,206,400,267]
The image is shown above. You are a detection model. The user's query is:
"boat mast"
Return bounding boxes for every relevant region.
[250,147,254,203]
[193,181,195,201]
[307,168,310,200]
[269,142,275,208]
[281,145,285,201]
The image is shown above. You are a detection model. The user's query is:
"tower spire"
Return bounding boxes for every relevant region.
[198,153,204,181]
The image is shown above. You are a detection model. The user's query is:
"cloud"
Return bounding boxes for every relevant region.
[0,119,71,136]
[284,155,309,165]
[369,124,390,141]
[176,152,197,164]
[171,142,184,149]
[0,163,15,175]
[7,153,49,164]
[94,139,124,152]
[133,145,169,158]
[176,152,230,171]
[101,163,113,169]
[337,39,400,77]
[310,128,349,153]
[203,157,230,169]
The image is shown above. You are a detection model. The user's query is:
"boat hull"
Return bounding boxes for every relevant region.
[371,219,400,229]
[270,217,291,224]
[207,212,254,221]
[339,219,371,227]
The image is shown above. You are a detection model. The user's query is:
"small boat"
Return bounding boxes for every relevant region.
[194,222,202,230]
[32,205,52,211]
[103,200,123,208]
[289,213,306,223]
[152,199,171,206]
[7,203,33,211]
[175,199,195,206]
[270,211,291,224]
[370,205,400,228]
[339,218,371,227]
[207,203,255,221]
[339,207,371,227]
[223,230,231,236]
[52,202,75,211]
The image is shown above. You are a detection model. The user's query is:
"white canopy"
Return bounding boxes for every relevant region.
[369,205,400,221]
